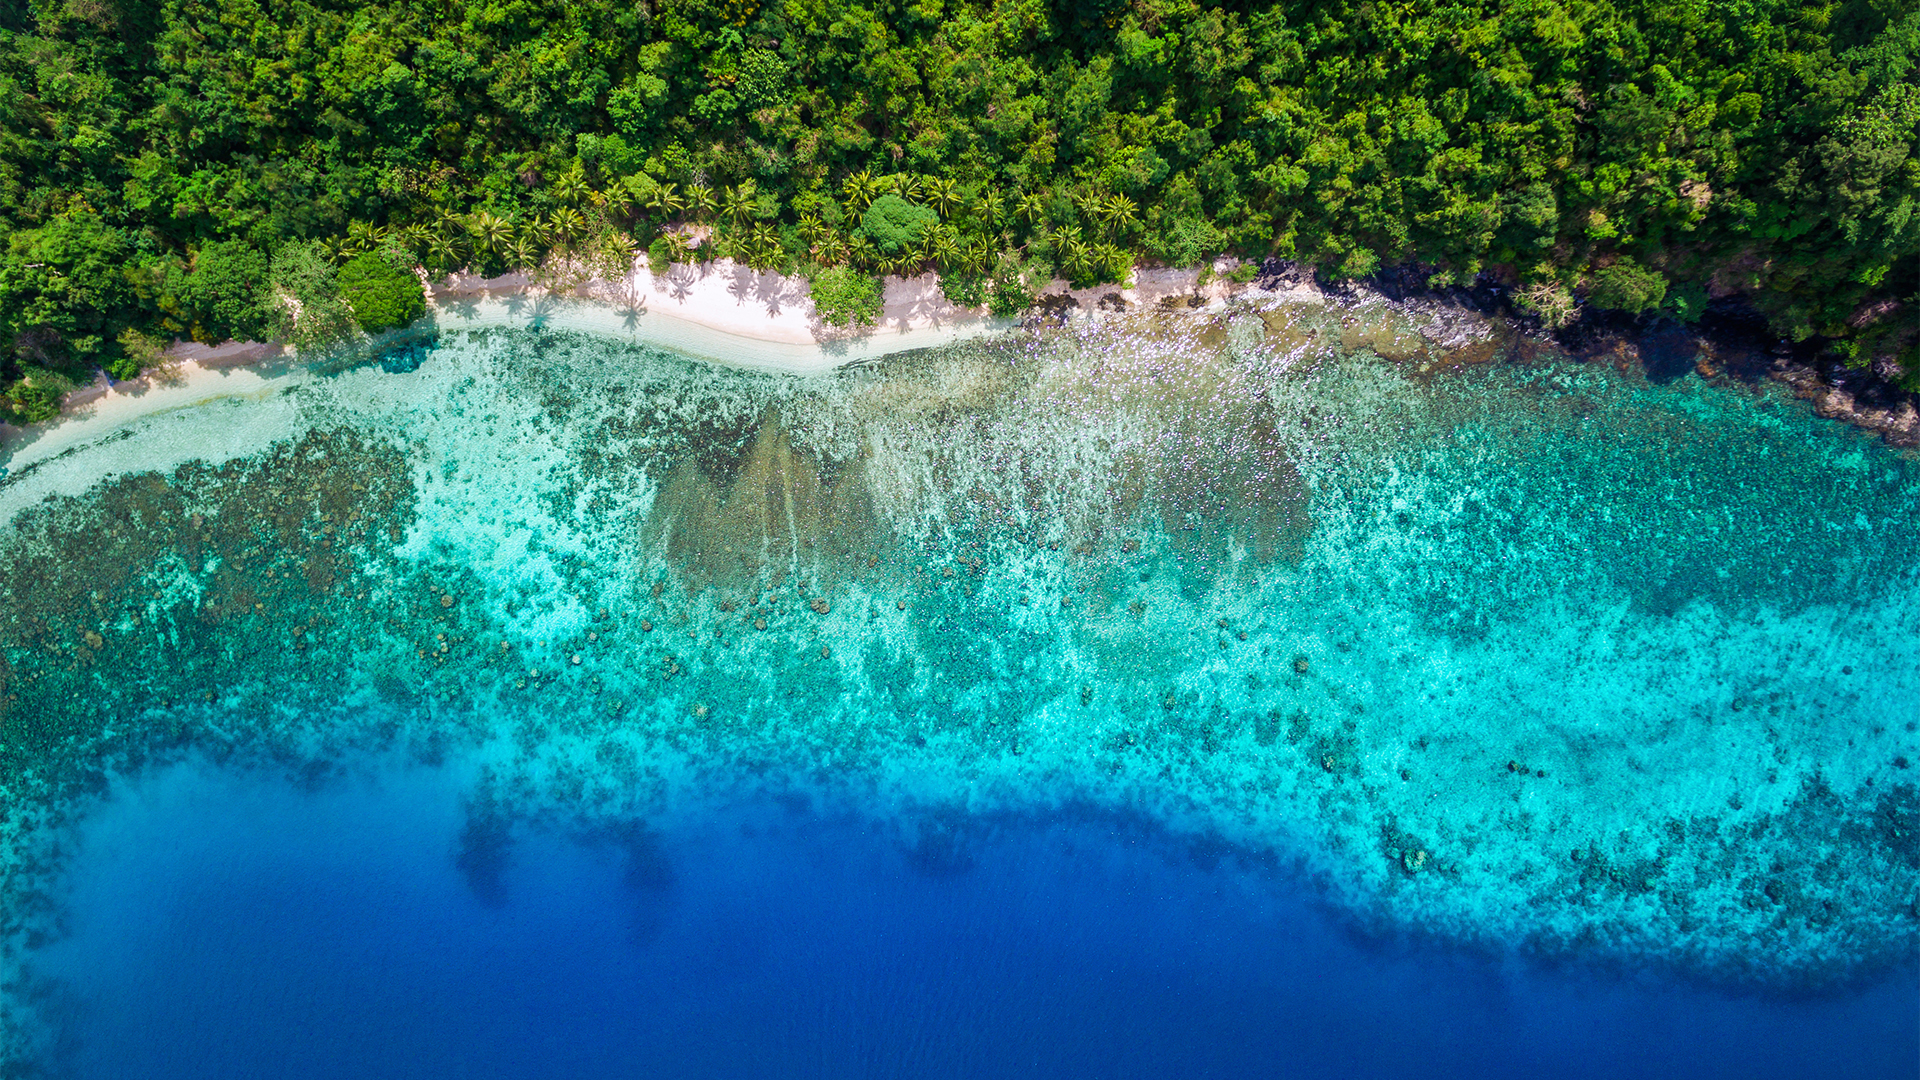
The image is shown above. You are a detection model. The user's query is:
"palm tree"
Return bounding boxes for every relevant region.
[426,231,463,272]
[549,206,587,245]
[815,231,849,266]
[1099,194,1139,239]
[1016,191,1047,229]
[468,211,514,258]
[345,219,388,254]
[963,236,995,275]
[687,183,717,220]
[1070,188,1104,225]
[922,223,957,269]
[886,173,923,202]
[390,223,429,259]
[1056,227,1093,280]
[661,229,692,265]
[845,233,878,269]
[597,232,639,274]
[841,169,881,213]
[797,213,828,251]
[505,235,537,271]
[923,177,961,218]
[594,184,634,223]
[977,188,1006,231]
[746,223,783,270]
[551,166,591,206]
[722,183,757,228]
[646,181,686,219]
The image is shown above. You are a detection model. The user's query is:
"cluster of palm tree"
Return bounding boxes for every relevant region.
[833,170,967,221]
[322,160,642,278]
[316,162,1141,293]
[1072,190,1140,241]
[330,206,621,277]
[770,172,1135,286]
[1049,226,1131,285]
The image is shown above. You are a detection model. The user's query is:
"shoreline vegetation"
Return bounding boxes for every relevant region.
[5,254,1914,454]
[0,253,1277,451]
[0,0,1913,430]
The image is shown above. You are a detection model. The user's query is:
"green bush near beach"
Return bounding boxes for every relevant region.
[808,266,882,328]
[336,255,426,334]
[860,196,937,255]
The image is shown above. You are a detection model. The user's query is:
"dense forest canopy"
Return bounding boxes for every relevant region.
[0,0,1914,419]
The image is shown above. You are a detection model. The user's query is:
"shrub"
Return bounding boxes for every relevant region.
[1514,280,1577,328]
[187,240,274,342]
[938,270,987,308]
[647,234,676,273]
[270,241,357,346]
[335,252,426,333]
[808,265,882,328]
[5,368,74,424]
[1588,259,1668,313]
[860,194,937,254]
[1665,280,1709,323]
[116,327,168,377]
[988,276,1035,317]
[986,252,1041,317]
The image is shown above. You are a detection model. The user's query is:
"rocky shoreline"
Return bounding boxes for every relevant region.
[1338,262,1920,450]
[7,259,1915,453]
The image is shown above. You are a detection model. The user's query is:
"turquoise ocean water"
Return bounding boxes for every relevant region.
[1,297,1916,1075]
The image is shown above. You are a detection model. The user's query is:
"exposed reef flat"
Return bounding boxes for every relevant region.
[2,300,1917,1069]
[11,262,1915,459]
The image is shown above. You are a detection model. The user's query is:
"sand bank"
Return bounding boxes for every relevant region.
[430,259,1012,374]
[0,260,1007,457]
[0,257,1308,466]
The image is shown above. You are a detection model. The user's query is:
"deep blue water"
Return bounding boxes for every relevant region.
[35,759,1918,1080]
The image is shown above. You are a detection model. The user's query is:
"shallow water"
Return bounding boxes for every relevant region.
[2,298,1917,1074]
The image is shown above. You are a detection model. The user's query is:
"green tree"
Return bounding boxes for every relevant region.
[0,0,1913,405]
[185,240,274,342]
[808,265,882,327]
[861,195,938,255]
[1588,260,1669,314]
[0,212,140,378]
[336,253,426,333]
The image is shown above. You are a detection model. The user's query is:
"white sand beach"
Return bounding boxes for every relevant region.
[0,256,1299,460]
[428,259,1008,374]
